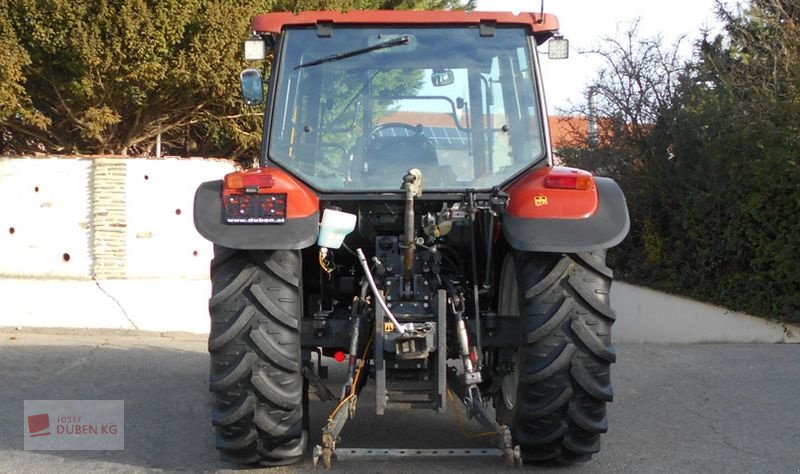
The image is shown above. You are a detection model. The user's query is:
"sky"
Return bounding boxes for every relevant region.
[476,0,728,112]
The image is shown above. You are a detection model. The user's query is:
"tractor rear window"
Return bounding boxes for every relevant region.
[268,26,546,192]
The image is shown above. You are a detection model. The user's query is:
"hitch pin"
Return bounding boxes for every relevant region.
[356,248,405,334]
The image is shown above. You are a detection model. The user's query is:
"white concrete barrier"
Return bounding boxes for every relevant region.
[0,156,234,280]
[611,282,798,343]
[0,155,228,334]
[0,158,93,278]
[1,278,797,342]
[0,279,211,334]
[124,158,232,279]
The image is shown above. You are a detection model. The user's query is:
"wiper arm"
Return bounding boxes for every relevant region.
[295,35,410,70]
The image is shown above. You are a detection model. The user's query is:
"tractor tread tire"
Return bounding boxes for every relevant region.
[497,251,615,464]
[208,247,306,467]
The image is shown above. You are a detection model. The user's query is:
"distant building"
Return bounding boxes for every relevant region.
[548,115,591,150]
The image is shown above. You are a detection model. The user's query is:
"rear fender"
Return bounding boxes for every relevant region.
[194,167,319,250]
[502,166,629,253]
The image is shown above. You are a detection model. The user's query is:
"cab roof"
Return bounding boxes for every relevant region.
[251,10,559,36]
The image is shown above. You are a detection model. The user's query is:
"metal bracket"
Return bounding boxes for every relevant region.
[405,168,423,197]
[375,303,387,415]
[316,21,333,38]
[447,373,521,466]
[313,395,359,468]
[479,20,497,37]
[324,447,513,461]
[435,289,447,413]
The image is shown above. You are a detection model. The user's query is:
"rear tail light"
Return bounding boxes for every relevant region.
[221,166,319,223]
[224,173,244,190]
[544,170,593,190]
[224,171,274,192]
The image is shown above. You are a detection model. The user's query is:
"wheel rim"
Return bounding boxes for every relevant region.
[498,254,520,411]
[501,352,520,410]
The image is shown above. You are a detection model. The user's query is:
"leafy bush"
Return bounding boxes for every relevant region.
[559,0,800,323]
[0,0,473,158]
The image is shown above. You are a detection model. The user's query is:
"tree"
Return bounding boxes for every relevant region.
[556,22,687,179]
[653,0,800,322]
[0,2,49,150]
[0,6,28,122]
[583,20,685,134]
[559,1,800,323]
[0,0,473,158]
[555,22,688,283]
[0,0,275,156]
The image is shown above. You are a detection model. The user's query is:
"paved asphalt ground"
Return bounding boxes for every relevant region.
[1,329,798,473]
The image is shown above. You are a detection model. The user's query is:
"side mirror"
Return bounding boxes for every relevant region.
[431,69,455,87]
[240,69,264,106]
[547,35,569,60]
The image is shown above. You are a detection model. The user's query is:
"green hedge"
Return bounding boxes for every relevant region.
[563,1,800,324]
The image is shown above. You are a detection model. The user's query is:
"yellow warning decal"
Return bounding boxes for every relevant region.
[534,195,548,207]
[384,322,395,333]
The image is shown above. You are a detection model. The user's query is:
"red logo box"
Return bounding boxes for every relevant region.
[27,413,51,437]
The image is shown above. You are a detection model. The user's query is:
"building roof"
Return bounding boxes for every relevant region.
[380,111,462,128]
[549,116,590,149]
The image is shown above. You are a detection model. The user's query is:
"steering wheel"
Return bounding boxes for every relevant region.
[368,122,424,139]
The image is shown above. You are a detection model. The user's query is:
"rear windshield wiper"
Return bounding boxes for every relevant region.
[295,35,410,70]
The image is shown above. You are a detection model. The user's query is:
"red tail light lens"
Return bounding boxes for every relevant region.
[545,171,593,190]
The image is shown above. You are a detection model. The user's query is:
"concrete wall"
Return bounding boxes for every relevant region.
[0,278,211,333]
[0,158,94,278]
[0,156,234,280]
[124,159,234,278]
[611,282,798,344]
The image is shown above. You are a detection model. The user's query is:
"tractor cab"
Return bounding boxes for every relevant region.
[241,11,564,192]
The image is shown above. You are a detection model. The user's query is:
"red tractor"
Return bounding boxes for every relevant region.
[194,9,629,468]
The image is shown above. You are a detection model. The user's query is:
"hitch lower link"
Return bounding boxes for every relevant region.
[313,395,357,469]
[449,293,521,467]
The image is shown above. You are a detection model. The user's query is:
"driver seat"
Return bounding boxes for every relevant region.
[362,132,440,186]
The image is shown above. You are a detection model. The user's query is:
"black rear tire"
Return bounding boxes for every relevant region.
[496,251,616,464]
[208,247,307,466]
